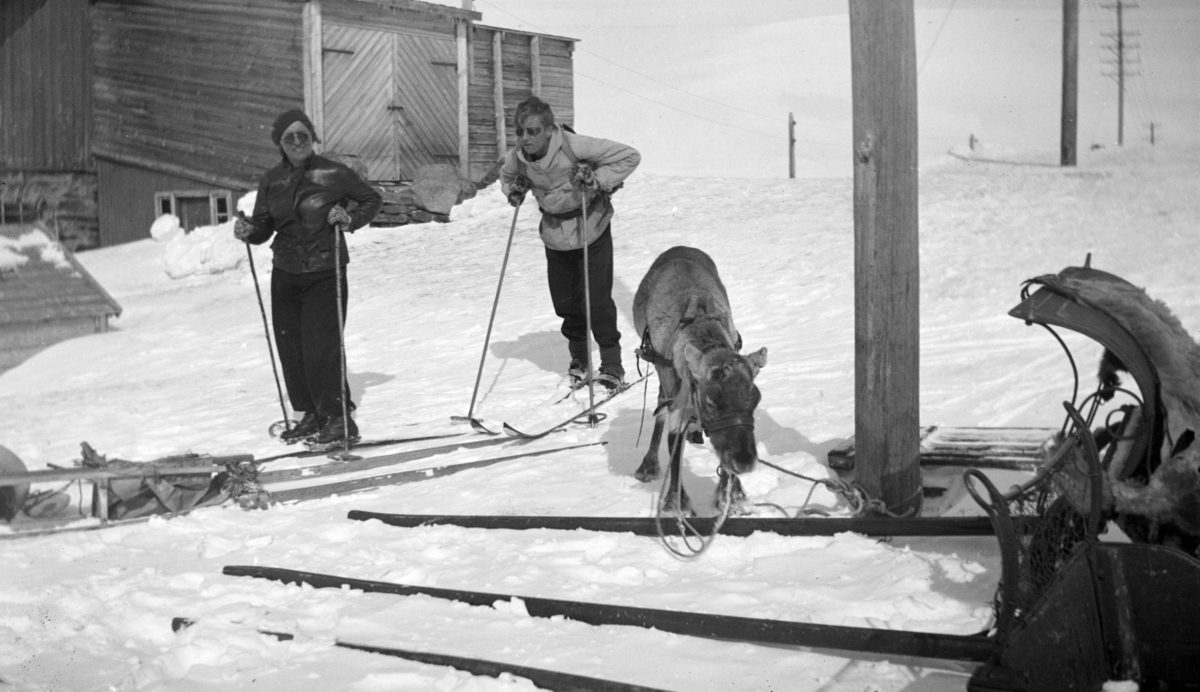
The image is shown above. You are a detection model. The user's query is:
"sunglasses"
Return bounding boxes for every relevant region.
[282,131,311,146]
[516,125,544,138]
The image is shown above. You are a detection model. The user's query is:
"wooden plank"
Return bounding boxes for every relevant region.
[457,18,470,175]
[530,35,541,97]
[304,0,323,139]
[348,512,1004,537]
[828,426,1056,471]
[226,564,996,662]
[492,31,505,158]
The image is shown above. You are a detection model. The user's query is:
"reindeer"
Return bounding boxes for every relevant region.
[632,246,768,515]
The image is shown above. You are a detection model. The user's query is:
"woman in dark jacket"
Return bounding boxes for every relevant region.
[234,109,382,446]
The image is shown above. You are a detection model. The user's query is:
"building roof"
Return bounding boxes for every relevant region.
[0,222,122,324]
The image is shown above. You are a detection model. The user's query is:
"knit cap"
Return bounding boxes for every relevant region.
[271,109,319,146]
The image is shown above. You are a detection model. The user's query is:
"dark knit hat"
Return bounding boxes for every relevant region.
[271,109,319,146]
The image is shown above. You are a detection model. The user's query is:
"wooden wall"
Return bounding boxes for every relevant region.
[91,0,308,192]
[0,0,93,172]
[323,0,458,37]
[96,159,238,248]
[467,26,575,182]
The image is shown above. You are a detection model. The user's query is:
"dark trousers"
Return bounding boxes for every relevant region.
[271,267,351,418]
[544,227,621,360]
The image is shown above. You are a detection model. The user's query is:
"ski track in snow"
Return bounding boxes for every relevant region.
[1,144,1197,691]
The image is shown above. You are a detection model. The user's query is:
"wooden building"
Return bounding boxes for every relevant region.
[0,0,577,249]
[0,222,122,373]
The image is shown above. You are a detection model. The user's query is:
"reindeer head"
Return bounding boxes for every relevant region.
[681,345,768,475]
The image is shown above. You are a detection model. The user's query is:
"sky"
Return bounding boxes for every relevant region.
[2,139,1198,690]
[448,0,1200,178]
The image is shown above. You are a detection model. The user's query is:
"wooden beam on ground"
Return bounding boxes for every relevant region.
[347,511,1005,537]
[827,427,1056,472]
[849,0,921,516]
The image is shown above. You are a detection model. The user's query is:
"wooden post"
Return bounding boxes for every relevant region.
[531,36,542,97]
[302,0,324,143]
[849,0,921,517]
[493,31,506,158]
[1061,0,1079,166]
[457,18,470,177]
[788,112,796,179]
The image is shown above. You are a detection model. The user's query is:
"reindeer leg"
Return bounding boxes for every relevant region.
[635,415,664,482]
[636,370,676,483]
[659,428,694,516]
[715,469,750,515]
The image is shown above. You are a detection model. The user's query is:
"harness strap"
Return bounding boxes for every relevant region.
[636,326,674,368]
[702,414,756,434]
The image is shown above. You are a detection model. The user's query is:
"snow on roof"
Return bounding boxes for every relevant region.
[0,223,122,324]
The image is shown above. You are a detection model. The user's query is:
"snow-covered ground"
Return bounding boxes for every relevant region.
[2,142,1197,691]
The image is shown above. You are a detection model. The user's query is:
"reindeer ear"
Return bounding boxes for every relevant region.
[746,347,768,372]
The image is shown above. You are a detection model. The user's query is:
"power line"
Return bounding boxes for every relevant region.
[575,71,849,148]
[475,0,844,136]
[917,0,958,76]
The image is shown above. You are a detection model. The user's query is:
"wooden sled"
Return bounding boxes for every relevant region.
[962,258,1200,690]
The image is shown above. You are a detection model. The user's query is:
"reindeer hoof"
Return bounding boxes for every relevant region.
[634,459,659,483]
[658,494,695,517]
[717,497,753,516]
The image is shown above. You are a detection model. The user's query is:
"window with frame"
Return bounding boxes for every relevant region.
[154,190,234,231]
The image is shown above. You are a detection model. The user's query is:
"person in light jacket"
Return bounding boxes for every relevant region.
[234,109,381,446]
[500,96,641,389]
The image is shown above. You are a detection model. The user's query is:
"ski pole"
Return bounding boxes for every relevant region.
[240,212,293,437]
[579,189,597,426]
[453,203,521,432]
[331,217,359,460]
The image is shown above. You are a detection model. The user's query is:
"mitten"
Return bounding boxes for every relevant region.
[233,216,254,241]
[570,163,597,189]
[507,176,531,207]
[327,205,353,230]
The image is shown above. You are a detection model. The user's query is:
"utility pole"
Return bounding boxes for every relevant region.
[848,0,921,518]
[1060,0,1079,166]
[788,112,796,179]
[1101,1,1139,146]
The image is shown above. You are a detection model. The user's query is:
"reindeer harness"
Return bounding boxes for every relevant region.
[635,297,752,436]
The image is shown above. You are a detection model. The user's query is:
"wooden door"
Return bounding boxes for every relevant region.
[322,24,398,181]
[322,23,457,182]
[390,32,459,178]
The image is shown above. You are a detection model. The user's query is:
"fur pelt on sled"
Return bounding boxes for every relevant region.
[1039,271,1200,453]
[1036,271,1200,549]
